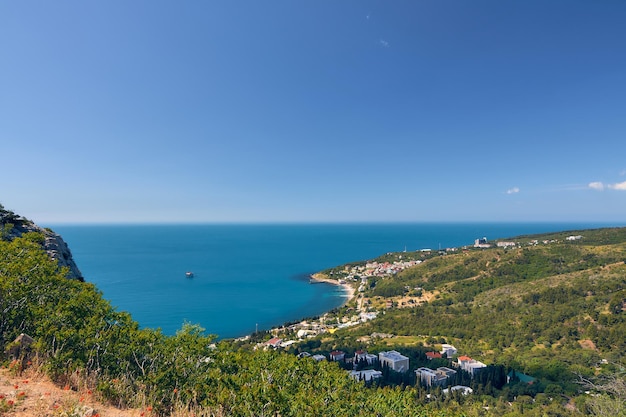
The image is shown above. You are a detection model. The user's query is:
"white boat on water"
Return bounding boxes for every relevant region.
[185,271,194,278]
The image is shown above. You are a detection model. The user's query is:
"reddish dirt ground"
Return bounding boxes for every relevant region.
[0,366,149,417]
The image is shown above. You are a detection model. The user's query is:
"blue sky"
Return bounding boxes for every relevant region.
[2,1,626,223]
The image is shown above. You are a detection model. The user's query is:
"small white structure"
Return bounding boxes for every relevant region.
[443,385,473,396]
[365,353,378,365]
[350,369,383,382]
[312,354,326,361]
[440,344,457,358]
[496,241,516,248]
[379,350,409,373]
[330,350,346,361]
[360,312,378,321]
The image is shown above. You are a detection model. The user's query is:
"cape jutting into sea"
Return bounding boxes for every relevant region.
[50,222,610,339]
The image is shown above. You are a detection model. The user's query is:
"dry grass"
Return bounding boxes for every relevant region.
[0,361,149,417]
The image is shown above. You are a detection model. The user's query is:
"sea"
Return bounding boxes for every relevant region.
[49,222,615,339]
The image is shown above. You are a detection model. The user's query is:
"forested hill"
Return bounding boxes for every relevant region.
[2,217,626,416]
[315,227,626,404]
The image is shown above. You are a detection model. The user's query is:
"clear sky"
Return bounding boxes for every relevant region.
[2,1,626,224]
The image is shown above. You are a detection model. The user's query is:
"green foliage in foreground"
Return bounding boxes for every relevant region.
[2,228,626,416]
[0,232,466,416]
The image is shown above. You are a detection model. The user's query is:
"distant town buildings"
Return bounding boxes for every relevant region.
[342,260,424,281]
[496,241,516,248]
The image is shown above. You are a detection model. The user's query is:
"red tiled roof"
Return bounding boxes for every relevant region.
[457,355,472,361]
[426,352,442,359]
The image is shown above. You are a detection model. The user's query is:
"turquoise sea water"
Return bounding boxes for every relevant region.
[50,223,613,339]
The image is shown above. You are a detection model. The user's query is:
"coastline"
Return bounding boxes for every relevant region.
[310,272,356,304]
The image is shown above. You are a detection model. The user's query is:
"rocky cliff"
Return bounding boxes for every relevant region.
[0,206,84,281]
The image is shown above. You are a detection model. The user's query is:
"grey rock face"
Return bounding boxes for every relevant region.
[1,208,84,281]
[42,230,84,281]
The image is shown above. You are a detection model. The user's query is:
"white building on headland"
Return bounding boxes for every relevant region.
[379,350,409,373]
[474,237,491,248]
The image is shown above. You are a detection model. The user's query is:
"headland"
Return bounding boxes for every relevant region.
[309,272,356,302]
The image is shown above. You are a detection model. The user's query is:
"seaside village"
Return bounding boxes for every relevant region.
[263,339,493,395]
[243,234,580,392]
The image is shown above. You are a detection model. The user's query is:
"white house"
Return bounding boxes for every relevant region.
[312,354,326,361]
[379,350,409,373]
[265,337,282,349]
[330,350,346,361]
[443,386,473,396]
[350,369,383,382]
[440,344,457,358]
[354,350,378,365]
[496,241,516,248]
[457,356,486,376]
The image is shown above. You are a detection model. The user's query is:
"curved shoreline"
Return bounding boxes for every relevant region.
[310,272,356,304]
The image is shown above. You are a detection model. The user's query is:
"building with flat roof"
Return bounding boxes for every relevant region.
[379,350,409,373]
[440,344,457,358]
[330,350,346,361]
[457,356,486,377]
[350,369,383,382]
[415,367,457,387]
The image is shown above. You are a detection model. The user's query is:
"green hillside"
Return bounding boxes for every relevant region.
[2,224,626,416]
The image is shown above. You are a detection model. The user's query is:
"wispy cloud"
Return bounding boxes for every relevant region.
[588,180,626,191]
[506,187,520,194]
[378,39,389,48]
[608,180,626,190]
[588,182,605,191]
[620,169,626,176]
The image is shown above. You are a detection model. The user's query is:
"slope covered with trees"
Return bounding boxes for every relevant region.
[2,218,626,416]
[0,230,462,416]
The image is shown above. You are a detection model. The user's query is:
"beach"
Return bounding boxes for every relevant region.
[310,273,356,303]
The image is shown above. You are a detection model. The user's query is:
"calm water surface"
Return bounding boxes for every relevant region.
[50,223,611,338]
